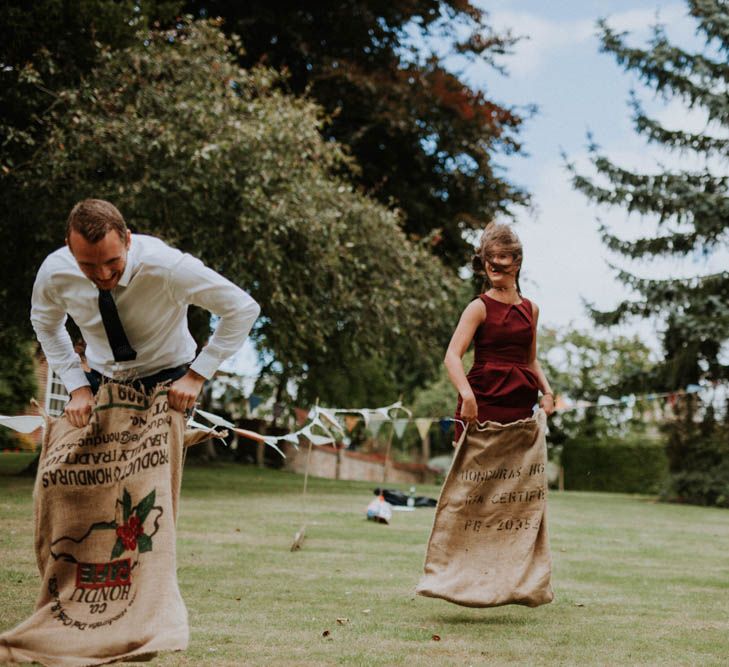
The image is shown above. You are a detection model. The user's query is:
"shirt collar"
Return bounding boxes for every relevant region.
[117,234,138,287]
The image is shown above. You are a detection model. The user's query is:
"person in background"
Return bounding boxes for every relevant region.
[31,198,260,427]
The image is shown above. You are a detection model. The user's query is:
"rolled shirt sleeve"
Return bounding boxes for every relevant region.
[168,254,260,379]
[30,264,90,393]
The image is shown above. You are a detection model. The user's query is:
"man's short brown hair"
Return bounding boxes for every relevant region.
[66,199,127,243]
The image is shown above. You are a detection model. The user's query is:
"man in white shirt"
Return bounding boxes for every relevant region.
[31,199,260,427]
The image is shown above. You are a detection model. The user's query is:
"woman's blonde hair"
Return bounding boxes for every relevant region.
[471,222,523,293]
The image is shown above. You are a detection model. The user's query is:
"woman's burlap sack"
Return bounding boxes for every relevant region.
[416,410,553,608]
[0,383,211,666]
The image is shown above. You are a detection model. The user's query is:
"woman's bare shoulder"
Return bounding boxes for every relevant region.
[523,297,539,318]
[462,297,487,321]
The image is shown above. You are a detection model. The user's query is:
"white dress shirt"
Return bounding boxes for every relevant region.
[31,234,260,393]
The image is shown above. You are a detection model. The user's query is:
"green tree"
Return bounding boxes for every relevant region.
[0,1,181,338]
[10,20,459,404]
[568,0,729,506]
[181,0,531,267]
[539,326,658,445]
[568,1,729,387]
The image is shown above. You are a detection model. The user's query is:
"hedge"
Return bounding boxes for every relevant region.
[561,438,669,494]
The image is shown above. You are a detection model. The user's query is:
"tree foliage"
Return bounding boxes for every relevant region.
[0,1,181,334]
[663,397,729,507]
[569,0,729,507]
[181,0,531,267]
[6,19,460,403]
[539,326,658,445]
[568,0,729,387]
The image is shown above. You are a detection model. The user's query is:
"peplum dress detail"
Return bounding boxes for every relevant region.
[455,293,539,438]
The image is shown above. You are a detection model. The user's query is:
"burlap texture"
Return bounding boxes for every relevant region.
[0,383,211,666]
[416,410,553,608]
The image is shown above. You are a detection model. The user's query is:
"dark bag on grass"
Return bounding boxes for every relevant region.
[0,383,211,666]
[373,488,437,508]
[416,410,553,608]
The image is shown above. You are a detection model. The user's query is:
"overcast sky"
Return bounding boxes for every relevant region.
[451,0,728,351]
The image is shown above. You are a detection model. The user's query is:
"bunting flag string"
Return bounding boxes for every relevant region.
[194,408,286,457]
[1,384,714,456]
[194,402,410,457]
[553,384,704,413]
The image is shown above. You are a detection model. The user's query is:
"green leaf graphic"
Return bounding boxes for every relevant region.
[122,488,132,522]
[111,537,125,560]
[137,534,153,553]
[135,489,156,523]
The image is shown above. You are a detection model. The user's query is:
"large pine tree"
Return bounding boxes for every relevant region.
[570,0,729,389]
[570,0,729,507]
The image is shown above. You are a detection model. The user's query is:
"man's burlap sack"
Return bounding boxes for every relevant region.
[416,410,553,608]
[0,383,211,666]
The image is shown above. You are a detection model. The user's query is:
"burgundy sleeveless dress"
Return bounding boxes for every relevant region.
[454,293,539,438]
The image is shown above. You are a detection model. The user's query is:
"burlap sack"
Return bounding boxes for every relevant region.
[416,410,553,608]
[0,383,211,666]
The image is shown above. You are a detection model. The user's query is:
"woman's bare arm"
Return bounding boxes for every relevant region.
[527,302,555,416]
[444,299,486,421]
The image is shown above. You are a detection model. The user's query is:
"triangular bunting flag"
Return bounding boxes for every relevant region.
[280,433,301,448]
[368,414,387,439]
[262,436,286,458]
[310,416,339,441]
[306,433,335,446]
[414,418,432,442]
[0,415,44,433]
[392,418,409,440]
[248,394,264,411]
[439,418,453,434]
[344,415,360,433]
[186,419,217,433]
[195,408,235,429]
[318,407,345,434]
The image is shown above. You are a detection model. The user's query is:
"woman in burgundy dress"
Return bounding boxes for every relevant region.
[445,223,554,440]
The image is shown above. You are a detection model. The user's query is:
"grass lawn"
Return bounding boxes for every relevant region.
[1,452,728,666]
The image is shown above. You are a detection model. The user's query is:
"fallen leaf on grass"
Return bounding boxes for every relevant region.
[431,635,441,641]
[336,618,349,625]
[362,609,371,614]
[322,630,331,638]
[574,603,585,607]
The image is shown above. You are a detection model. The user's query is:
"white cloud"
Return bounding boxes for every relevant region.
[487,11,593,77]
[486,4,688,78]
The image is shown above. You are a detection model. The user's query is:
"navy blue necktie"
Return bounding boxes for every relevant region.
[98,290,137,362]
